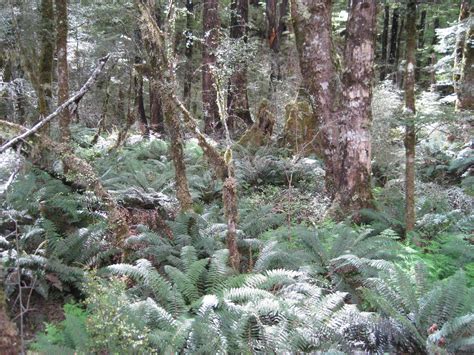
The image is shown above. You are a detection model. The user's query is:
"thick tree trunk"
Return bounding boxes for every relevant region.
[202,0,220,134]
[456,12,473,110]
[380,3,390,80]
[183,0,194,109]
[404,0,417,234]
[227,0,253,131]
[291,0,376,221]
[39,0,54,116]
[454,1,472,110]
[56,0,70,142]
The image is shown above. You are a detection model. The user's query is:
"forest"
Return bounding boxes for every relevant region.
[0,0,473,353]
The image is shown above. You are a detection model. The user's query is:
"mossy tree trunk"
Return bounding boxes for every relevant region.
[404,0,417,234]
[183,0,194,110]
[56,0,70,142]
[202,0,220,134]
[227,0,253,132]
[39,0,55,116]
[453,0,470,101]
[136,1,241,270]
[455,3,473,111]
[136,0,193,212]
[291,0,376,221]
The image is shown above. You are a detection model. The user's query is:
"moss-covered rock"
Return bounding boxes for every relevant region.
[238,99,275,148]
[281,100,320,157]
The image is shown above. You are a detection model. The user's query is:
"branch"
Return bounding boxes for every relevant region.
[0,54,111,154]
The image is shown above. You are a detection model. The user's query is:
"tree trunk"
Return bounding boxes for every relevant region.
[202,0,220,134]
[266,0,288,92]
[183,0,194,109]
[380,3,390,80]
[133,28,149,137]
[395,17,405,88]
[454,1,472,110]
[456,11,473,110]
[428,17,440,86]
[388,6,399,78]
[39,0,55,116]
[56,0,70,142]
[149,79,165,133]
[227,0,253,132]
[404,0,417,235]
[415,8,427,81]
[291,0,376,221]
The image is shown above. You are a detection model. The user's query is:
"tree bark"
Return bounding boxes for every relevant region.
[227,0,253,132]
[266,0,288,92]
[183,0,194,110]
[149,79,165,133]
[291,0,376,221]
[56,0,71,142]
[380,3,390,80]
[454,1,472,110]
[388,6,399,78]
[202,0,220,134]
[404,0,417,234]
[39,0,55,116]
[133,29,149,137]
[456,11,473,110]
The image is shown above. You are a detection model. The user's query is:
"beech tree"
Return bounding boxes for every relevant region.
[290,0,377,220]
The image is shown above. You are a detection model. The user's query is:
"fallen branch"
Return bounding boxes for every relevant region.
[0,119,129,248]
[0,54,110,154]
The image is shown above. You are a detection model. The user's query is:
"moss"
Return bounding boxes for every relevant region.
[281,100,321,157]
[238,99,275,147]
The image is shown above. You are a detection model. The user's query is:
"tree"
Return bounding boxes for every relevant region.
[388,5,400,79]
[56,0,70,142]
[455,2,473,110]
[227,0,253,132]
[290,0,377,220]
[453,1,470,95]
[183,0,194,110]
[380,2,390,80]
[404,0,417,234]
[38,0,54,116]
[137,1,193,211]
[266,0,288,92]
[202,0,220,134]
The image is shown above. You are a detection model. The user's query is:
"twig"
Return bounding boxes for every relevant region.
[0,54,110,154]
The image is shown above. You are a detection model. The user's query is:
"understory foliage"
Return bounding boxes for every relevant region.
[0,129,471,354]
